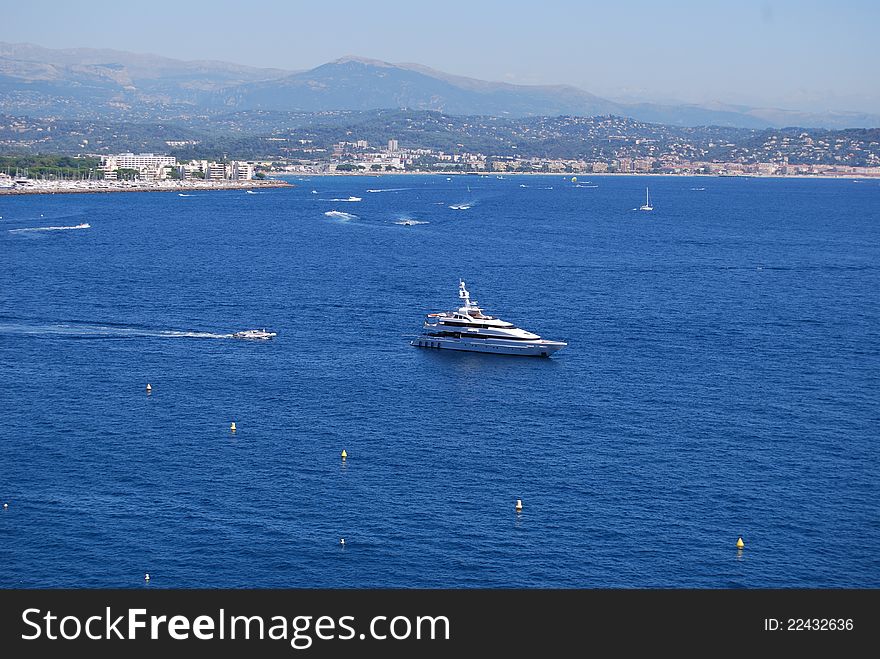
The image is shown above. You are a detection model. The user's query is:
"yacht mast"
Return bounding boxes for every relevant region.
[459,280,478,315]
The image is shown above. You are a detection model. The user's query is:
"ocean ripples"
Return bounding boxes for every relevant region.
[1,175,878,588]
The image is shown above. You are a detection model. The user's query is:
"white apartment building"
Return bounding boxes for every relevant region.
[206,163,226,180]
[229,161,255,180]
[175,159,254,180]
[100,153,177,179]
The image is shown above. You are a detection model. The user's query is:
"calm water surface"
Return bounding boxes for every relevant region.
[1,174,877,587]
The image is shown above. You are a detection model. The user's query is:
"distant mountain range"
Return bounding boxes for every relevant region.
[1,42,878,129]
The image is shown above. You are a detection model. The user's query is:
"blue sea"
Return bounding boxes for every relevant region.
[1,174,878,588]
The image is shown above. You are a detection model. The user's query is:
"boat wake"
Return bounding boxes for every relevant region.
[0,321,235,340]
[9,223,91,233]
[366,188,408,193]
[448,203,474,210]
[394,218,428,226]
[576,184,599,188]
[324,196,362,202]
[324,211,358,220]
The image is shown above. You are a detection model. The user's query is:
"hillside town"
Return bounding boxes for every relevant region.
[274,136,880,178]
[3,111,880,191]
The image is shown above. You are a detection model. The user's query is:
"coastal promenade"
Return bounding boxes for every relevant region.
[0,178,292,196]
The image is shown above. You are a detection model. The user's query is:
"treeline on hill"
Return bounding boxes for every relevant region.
[0,155,102,178]
[2,111,880,166]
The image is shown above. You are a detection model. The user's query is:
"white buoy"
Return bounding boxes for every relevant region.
[515,499,523,512]
[2,503,7,510]
[144,573,150,581]
[340,538,345,546]
[230,421,236,432]
[145,383,152,393]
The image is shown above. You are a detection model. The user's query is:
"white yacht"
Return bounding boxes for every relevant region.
[232,329,277,340]
[411,281,566,357]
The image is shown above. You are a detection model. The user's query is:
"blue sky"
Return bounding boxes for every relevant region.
[2,0,878,113]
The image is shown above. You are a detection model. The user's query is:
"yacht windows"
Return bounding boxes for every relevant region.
[439,320,517,330]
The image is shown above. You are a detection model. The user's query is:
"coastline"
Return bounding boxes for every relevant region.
[0,179,293,196]
[279,170,880,181]
[2,172,876,197]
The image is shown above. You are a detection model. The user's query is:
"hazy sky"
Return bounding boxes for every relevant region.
[2,0,879,113]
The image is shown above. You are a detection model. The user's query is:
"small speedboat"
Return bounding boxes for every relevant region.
[232,329,277,340]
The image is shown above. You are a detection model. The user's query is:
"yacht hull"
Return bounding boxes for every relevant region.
[411,336,565,357]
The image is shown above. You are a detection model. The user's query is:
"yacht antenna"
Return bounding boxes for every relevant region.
[459,280,470,307]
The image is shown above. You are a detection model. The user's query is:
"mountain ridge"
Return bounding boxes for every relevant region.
[0,42,878,129]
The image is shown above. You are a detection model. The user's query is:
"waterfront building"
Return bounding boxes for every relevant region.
[229,161,255,180]
[100,153,177,179]
[206,163,226,180]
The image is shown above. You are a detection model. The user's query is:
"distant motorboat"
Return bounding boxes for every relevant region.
[639,187,653,211]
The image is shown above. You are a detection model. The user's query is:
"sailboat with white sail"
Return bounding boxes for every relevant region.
[639,187,653,211]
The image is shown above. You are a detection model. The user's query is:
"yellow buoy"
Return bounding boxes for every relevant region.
[736,537,744,550]
[145,383,152,393]
[515,499,523,512]
[230,421,237,432]
[341,449,347,460]
[571,176,577,183]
